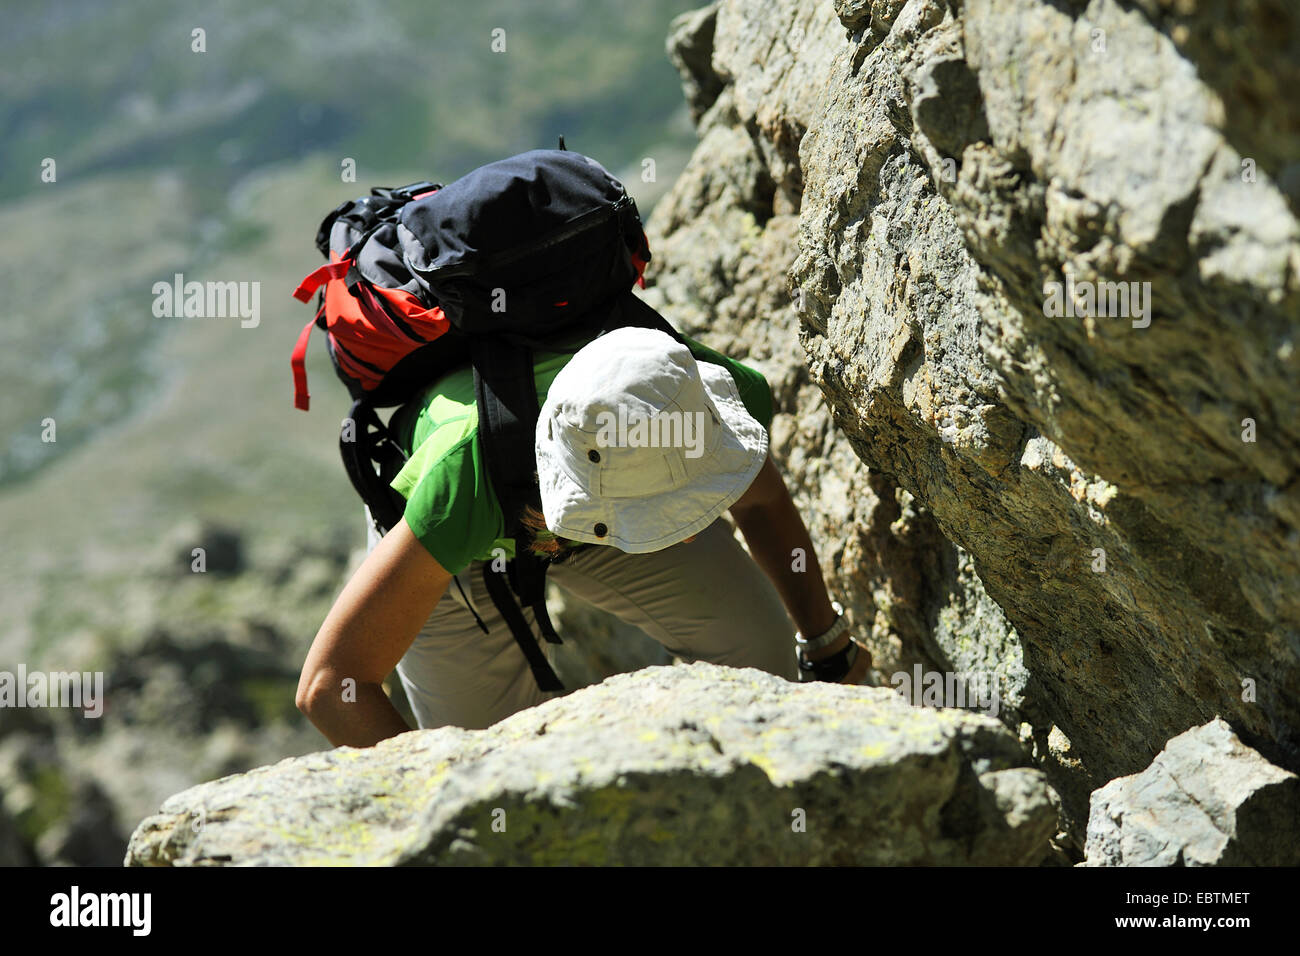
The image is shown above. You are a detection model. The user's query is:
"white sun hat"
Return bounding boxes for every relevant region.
[535,325,769,553]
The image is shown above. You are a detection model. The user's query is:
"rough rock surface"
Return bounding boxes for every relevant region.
[125,663,1058,866]
[645,0,1300,849]
[1084,717,1300,866]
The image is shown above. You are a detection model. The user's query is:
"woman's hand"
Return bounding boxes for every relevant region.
[296,517,452,747]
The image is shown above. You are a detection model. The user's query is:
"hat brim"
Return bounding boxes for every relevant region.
[535,361,769,553]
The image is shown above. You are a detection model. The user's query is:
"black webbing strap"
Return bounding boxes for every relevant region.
[341,398,407,538]
[532,598,562,643]
[510,547,562,644]
[470,337,543,536]
[471,335,568,690]
[603,290,688,345]
[466,293,688,693]
[480,561,564,692]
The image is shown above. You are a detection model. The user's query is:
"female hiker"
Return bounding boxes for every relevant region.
[296,324,873,746]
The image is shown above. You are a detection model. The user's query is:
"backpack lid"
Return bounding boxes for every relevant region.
[398,149,633,280]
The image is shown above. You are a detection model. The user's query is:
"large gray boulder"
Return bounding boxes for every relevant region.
[644,0,1300,850]
[125,663,1058,866]
[1084,717,1300,866]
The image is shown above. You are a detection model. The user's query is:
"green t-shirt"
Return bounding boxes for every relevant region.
[387,334,774,574]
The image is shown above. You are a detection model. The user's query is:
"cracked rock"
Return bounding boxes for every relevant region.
[1083,717,1300,866]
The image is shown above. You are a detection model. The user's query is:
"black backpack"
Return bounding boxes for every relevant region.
[291,143,686,692]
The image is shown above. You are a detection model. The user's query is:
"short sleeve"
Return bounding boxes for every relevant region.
[395,431,506,574]
[681,335,775,431]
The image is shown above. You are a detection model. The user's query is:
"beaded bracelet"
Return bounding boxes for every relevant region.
[794,600,849,653]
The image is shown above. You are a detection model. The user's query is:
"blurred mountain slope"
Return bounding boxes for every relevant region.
[0,0,699,864]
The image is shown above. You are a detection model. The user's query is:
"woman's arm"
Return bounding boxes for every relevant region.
[728,454,873,683]
[296,516,453,747]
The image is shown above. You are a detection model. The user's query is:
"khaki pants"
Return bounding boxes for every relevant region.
[367,512,801,730]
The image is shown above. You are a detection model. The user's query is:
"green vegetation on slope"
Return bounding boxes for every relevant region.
[0,0,701,864]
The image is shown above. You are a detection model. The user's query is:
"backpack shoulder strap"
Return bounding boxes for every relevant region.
[471,337,544,541]
[471,293,687,694]
[602,289,687,345]
[471,335,567,691]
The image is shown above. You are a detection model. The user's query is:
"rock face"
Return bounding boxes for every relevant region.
[1084,717,1300,866]
[125,663,1057,866]
[645,0,1300,849]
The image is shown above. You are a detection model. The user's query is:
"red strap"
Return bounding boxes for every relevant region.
[290,316,317,410]
[292,260,351,303]
[632,253,648,289]
[632,229,650,289]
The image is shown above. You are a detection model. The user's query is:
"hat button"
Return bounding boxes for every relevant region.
[588,449,601,463]
[593,522,607,537]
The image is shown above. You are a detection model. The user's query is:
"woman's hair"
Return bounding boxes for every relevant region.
[519,503,578,559]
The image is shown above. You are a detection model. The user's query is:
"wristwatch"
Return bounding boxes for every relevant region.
[794,600,849,652]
